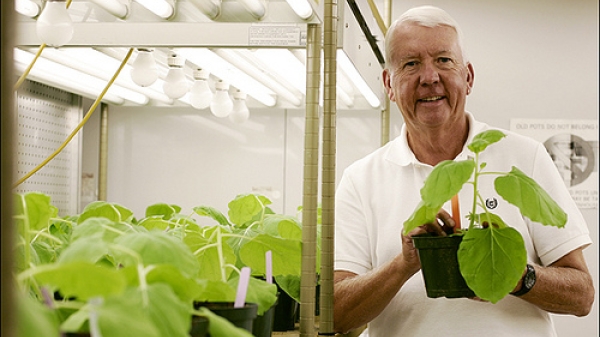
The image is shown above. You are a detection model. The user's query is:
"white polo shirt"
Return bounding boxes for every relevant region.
[334,113,591,337]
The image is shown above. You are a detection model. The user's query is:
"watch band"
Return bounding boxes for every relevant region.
[511,264,536,297]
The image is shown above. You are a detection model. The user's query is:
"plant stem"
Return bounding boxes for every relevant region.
[216,227,227,282]
[469,153,481,230]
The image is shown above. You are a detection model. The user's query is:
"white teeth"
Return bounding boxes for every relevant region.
[421,96,442,102]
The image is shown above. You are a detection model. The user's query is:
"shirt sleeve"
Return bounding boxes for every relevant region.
[334,169,373,275]
[529,142,592,266]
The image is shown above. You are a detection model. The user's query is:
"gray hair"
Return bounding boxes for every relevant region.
[384,6,468,66]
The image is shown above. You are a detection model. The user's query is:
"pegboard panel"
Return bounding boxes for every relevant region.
[14,80,82,216]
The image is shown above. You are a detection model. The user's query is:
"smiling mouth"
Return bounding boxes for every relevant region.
[419,96,444,102]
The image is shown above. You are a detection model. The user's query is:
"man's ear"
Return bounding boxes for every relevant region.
[466,62,475,93]
[382,69,395,101]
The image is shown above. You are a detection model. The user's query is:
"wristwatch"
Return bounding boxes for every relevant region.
[511,264,536,296]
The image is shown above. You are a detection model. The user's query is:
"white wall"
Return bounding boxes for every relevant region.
[84,0,598,335]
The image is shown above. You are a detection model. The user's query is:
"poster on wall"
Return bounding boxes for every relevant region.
[510,119,598,210]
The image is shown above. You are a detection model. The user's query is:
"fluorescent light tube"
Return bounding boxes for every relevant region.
[15,0,40,17]
[216,49,303,107]
[88,0,130,19]
[14,48,148,105]
[35,47,171,104]
[178,47,276,107]
[135,0,174,19]
[337,50,381,108]
[14,48,125,105]
[188,0,221,20]
[285,0,313,20]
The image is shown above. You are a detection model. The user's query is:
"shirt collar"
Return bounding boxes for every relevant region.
[386,112,487,167]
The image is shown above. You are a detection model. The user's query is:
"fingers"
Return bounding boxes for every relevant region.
[437,209,456,235]
[405,209,456,238]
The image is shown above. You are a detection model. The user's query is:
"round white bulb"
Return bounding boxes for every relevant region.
[163,67,189,99]
[190,79,213,110]
[210,81,233,118]
[131,49,158,87]
[229,92,250,123]
[36,0,74,47]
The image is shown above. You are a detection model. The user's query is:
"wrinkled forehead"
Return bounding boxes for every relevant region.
[386,23,463,66]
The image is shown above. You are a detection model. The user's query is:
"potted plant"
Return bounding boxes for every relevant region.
[192,193,309,333]
[402,129,567,303]
[12,192,267,337]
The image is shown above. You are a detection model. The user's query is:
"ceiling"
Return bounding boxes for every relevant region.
[13,0,387,110]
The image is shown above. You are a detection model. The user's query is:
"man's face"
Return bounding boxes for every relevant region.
[383,23,474,130]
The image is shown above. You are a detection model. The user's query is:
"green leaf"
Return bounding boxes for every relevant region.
[198,307,255,337]
[34,262,126,300]
[14,192,58,231]
[187,230,237,281]
[193,206,231,227]
[195,279,236,302]
[72,217,134,243]
[146,264,202,302]
[402,201,439,235]
[228,275,277,315]
[64,284,190,337]
[261,214,302,240]
[145,203,181,219]
[114,231,200,278]
[467,130,506,154]
[239,234,302,276]
[58,236,110,264]
[420,159,475,207]
[137,216,172,231]
[457,227,526,303]
[274,275,301,302]
[227,194,272,227]
[494,167,567,228]
[469,212,508,229]
[17,292,60,337]
[78,201,134,224]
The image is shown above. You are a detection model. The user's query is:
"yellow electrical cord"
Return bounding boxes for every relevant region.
[13,43,47,91]
[366,0,388,36]
[12,47,134,189]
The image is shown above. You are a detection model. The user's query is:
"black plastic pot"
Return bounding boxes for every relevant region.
[412,233,476,299]
[252,295,278,337]
[194,302,258,334]
[272,288,298,331]
[190,315,209,337]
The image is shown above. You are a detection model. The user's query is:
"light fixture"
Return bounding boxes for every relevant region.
[134,0,174,19]
[36,0,74,47]
[15,0,41,17]
[210,80,233,118]
[131,48,159,87]
[163,52,190,99]
[32,47,171,105]
[219,49,303,107]
[189,68,213,110]
[88,0,130,19]
[337,50,381,108]
[178,48,276,107]
[285,0,313,20]
[14,48,129,105]
[188,0,221,20]
[237,0,266,20]
[229,90,250,123]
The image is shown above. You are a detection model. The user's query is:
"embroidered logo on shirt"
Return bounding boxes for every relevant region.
[486,197,498,209]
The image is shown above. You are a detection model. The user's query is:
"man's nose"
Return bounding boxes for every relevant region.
[419,62,440,85]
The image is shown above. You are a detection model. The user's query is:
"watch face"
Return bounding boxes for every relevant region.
[524,267,536,289]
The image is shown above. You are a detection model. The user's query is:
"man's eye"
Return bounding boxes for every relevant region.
[439,57,452,63]
[404,61,418,68]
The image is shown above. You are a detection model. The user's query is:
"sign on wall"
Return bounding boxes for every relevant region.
[510,119,598,209]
